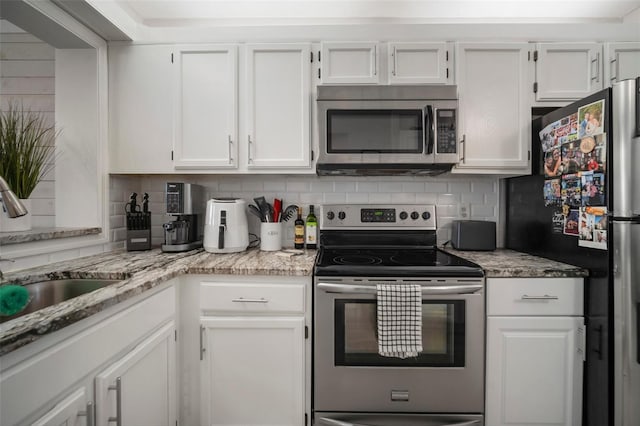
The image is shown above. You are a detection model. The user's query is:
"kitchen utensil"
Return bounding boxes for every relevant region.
[204,198,249,253]
[247,204,264,221]
[253,196,271,222]
[128,192,138,213]
[142,193,149,213]
[273,198,282,222]
[280,204,299,222]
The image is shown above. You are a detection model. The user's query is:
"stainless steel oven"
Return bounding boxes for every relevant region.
[316,85,459,176]
[313,204,485,426]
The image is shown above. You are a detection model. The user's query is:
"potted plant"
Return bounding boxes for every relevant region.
[0,103,58,232]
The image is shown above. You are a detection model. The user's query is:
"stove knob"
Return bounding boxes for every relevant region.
[411,211,419,220]
[422,211,431,220]
[326,211,335,220]
[338,211,346,220]
[399,211,408,220]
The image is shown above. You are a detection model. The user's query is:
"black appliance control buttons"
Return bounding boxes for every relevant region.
[399,211,408,220]
[338,211,346,220]
[411,211,419,220]
[326,211,335,220]
[422,211,431,220]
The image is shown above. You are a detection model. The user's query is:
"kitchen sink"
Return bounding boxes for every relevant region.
[0,278,121,324]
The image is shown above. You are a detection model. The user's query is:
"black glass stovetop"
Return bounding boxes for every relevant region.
[314,246,484,278]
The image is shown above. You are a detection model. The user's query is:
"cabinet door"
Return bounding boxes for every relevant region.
[454,43,530,171]
[31,387,92,426]
[95,322,176,426]
[535,43,603,101]
[320,42,379,84]
[389,42,451,84]
[486,316,585,426]
[173,45,238,169]
[108,45,174,173]
[246,43,311,169]
[606,42,640,85]
[200,316,305,426]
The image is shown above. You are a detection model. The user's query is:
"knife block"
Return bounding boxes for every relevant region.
[126,211,151,251]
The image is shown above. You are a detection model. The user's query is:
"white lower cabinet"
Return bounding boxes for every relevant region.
[0,284,177,426]
[485,278,585,426]
[31,387,92,426]
[95,322,177,426]
[200,317,305,426]
[180,275,310,426]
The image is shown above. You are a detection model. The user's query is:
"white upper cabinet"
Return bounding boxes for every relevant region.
[109,44,174,173]
[245,43,311,169]
[533,43,603,102]
[454,43,531,173]
[388,42,452,84]
[173,45,238,169]
[605,42,640,85]
[320,42,379,84]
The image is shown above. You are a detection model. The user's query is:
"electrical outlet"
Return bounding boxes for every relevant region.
[459,203,470,219]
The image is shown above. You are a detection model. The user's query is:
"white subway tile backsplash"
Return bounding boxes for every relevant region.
[378,182,403,193]
[334,182,356,193]
[356,182,378,193]
[448,182,471,193]
[109,173,500,246]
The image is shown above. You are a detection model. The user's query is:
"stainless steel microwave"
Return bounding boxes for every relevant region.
[316,85,459,176]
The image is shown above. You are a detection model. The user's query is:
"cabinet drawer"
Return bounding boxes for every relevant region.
[487,278,583,316]
[200,282,305,314]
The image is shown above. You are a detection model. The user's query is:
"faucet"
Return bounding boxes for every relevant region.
[0,176,28,218]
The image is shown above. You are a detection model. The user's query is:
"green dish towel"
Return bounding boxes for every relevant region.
[0,285,30,317]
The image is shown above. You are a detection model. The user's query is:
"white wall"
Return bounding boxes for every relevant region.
[110,174,501,249]
[0,20,56,228]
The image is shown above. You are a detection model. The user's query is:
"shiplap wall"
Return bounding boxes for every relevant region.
[110,174,500,248]
[0,20,56,228]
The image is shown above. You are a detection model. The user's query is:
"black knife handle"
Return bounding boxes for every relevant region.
[142,193,149,213]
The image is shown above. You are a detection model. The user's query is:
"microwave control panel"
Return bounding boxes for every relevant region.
[436,109,457,154]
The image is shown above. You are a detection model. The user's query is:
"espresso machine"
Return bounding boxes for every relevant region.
[161,182,204,252]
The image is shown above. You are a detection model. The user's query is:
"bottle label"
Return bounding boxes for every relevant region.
[305,224,317,244]
[294,225,304,244]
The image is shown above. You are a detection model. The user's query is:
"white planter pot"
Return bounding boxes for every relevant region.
[0,199,32,232]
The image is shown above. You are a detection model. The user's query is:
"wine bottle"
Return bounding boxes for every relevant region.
[294,207,305,249]
[305,205,318,249]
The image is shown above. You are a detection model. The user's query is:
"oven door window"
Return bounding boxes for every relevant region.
[327,110,423,153]
[334,300,465,367]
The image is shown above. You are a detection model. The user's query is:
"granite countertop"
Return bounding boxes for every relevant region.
[0,248,317,355]
[442,247,589,278]
[0,227,102,246]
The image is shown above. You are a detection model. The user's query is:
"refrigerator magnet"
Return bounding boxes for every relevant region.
[578,99,605,138]
[578,206,608,249]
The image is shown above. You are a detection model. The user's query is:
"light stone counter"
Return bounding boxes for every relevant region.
[0,248,316,355]
[442,248,588,278]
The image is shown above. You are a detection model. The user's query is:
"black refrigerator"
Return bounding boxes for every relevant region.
[505,78,640,426]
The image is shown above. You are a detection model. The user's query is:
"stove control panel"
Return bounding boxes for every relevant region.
[321,204,437,230]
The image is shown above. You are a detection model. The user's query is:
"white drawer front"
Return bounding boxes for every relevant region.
[487,277,583,316]
[200,282,305,314]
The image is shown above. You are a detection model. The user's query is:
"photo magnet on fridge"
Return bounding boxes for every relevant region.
[578,99,605,138]
[581,171,606,206]
[561,173,582,208]
[544,178,562,206]
[578,206,607,249]
[563,209,580,236]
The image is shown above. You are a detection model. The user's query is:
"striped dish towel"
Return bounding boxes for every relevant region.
[376,283,423,358]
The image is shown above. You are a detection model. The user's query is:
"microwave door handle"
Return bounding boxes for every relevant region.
[425,105,435,154]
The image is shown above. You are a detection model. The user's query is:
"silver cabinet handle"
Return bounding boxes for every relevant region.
[591,51,600,82]
[228,135,233,164]
[78,401,95,426]
[317,282,483,295]
[521,294,559,300]
[392,46,397,76]
[231,297,269,303]
[459,134,466,163]
[610,58,618,82]
[200,325,205,361]
[107,377,122,426]
[373,45,377,76]
[247,135,253,164]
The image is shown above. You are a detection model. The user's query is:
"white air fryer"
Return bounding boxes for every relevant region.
[203,198,249,253]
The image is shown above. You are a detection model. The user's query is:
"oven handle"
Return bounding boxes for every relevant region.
[317,417,481,426]
[317,282,483,295]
